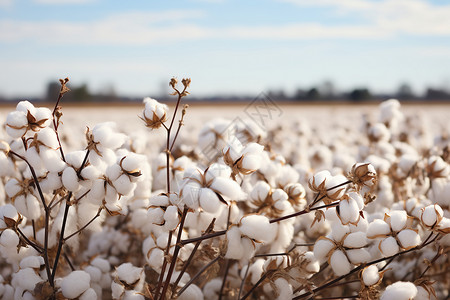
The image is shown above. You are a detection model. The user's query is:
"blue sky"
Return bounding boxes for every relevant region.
[1,0,450,98]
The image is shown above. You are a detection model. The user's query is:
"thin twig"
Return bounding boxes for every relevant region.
[240,270,273,300]
[154,230,173,300]
[238,262,250,300]
[176,256,220,297]
[63,207,102,242]
[16,227,43,253]
[172,219,216,292]
[159,206,189,300]
[218,259,230,300]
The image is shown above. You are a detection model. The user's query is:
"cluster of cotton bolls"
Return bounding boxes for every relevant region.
[0,89,449,300]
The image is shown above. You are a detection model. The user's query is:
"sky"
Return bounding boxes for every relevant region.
[1,0,450,98]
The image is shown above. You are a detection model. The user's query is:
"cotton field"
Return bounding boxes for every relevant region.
[0,78,449,300]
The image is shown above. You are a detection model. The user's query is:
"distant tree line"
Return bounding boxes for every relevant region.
[1,80,450,104]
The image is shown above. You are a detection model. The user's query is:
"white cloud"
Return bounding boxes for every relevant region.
[280,0,450,36]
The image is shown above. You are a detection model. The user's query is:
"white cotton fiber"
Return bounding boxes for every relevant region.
[331,224,350,241]
[367,219,391,238]
[164,205,179,231]
[379,237,399,256]
[362,265,380,286]
[313,238,335,262]
[177,284,204,300]
[6,111,28,138]
[346,248,371,264]
[343,232,367,248]
[5,178,21,198]
[61,270,91,299]
[421,204,443,227]
[84,266,102,283]
[12,268,43,291]
[19,256,44,269]
[79,288,98,300]
[239,215,276,243]
[0,229,19,247]
[1,204,19,221]
[199,188,222,213]
[147,207,165,225]
[91,257,110,273]
[397,229,420,249]
[250,181,271,202]
[389,210,407,232]
[210,177,243,200]
[225,226,244,260]
[113,174,134,195]
[116,263,142,285]
[380,281,417,300]
[62,167,79,192]
[40,149,66,173]
[329,250,351,276]
[339,198,360,225]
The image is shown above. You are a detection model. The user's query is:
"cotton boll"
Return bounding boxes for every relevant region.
[177,284,204,300]
[40,172,62,193]
[0,204,19,225]
[343,232,367,248]
[367,219,391,238]
[239,215,276,243]
[148,248,164,269]
[389,210,408,232]
[331,224,350,241]
[0,229,19,247]
[249,181,271,204]
[329,250,351,276]
[12,268,43,292]
[164,205,180,231]
[113,174,135,195]
[225,226,244,260]
[61,270,91,299]
[346,248,371,264]
[308,170,331,192]
[181,182,201,210]
[199,188,223,213]
[210,177,244,201]
[325,174,347,200]
[397,229,420,249]
[111,281,124,299]
[421,204,444,228]
[5,178,21,199]
[91,257,110,273]
[362,265,380,286]
[19,256,44,269]
[203,278,222,299]
[147,207,165,225]
[79,288,98,300]
[5,111,27,138]
[25,147,43,169]
[62,167,80,192]
[379,237,399,256]
[274,277,293,300]
[116,263,142,285]
[338,198,360,225]
[380,281,418,300]
[313,238,335,262]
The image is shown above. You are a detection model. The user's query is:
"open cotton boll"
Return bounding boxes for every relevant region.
[203,278,222,299]
[25,147,43,169]
[11,268,43,292]
[199,187,222,213]
[379,236,399,256]
[205,163,232,180]
[164,205,180,231]
[325,174,348,200]
[62,167,80,192]
[40,149,66,173]
[61,270,91,299]
[178,284,204,300]
[0,229,20,247]
[225,226,245,260]
[79,288,97,300]
[329,250,351,276]
[113,174,135,196]
[274,277,293,300]
[120,154,144,173]
[239,215,276,243]
[116,263,142,285]
[250,181,271,203]
[338,197,360,225]
[331,224,350,241]
[362,265,380,286]
[19,256,44,269]
[313,238,335,262]
[181,181,201,210]
[343,232,367,248]
[397,229,420,249]
[147,207,165,225]
[308,170,331,192]
[209,177,244,201]
[5,178,21,199]
[367,219,391,238]
[388,210,408,232]
[369,123,390,142]
[36,127,59,149]
[5,111,28,138]
[421,204,443,227]
[66,150,87,169]
[380,281,418,300]
[15,194,41,220]
[0,204,19,224]
[346,248,371,264]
